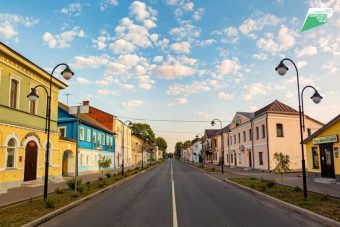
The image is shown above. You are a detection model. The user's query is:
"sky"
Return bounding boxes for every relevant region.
[1,0,339,152]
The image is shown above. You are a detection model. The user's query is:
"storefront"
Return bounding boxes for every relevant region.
[304,114,340,183]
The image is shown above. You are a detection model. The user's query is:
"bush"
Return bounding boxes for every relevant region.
[45,199,55,209]
[55,187,63,194]
[77,185,84,193]
[294,186,302,192]
[98,180,107,188]
[105,173,112,178]
[266,180,276,188]
[211,167,215,172]
[98,176,103,181]
[66,178,82,190]
[260,185,267,192]
[321,193,329,201]
[250,177,257,180]
[250,184,255,189]
[134,170,139,174]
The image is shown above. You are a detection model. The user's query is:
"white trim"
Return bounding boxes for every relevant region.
[58,126,67,137]
[87,128,91,142]
[22,136,41,181]
[80,127,85,141]
[9,75,21,109]
[4,134,20,169]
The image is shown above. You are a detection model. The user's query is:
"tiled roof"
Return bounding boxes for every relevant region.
[205,129,219,138]
[237,112,254,119]
[304,114,340,143]
[254,100,298,117]
[58,102,113,134]
[215,124,231,136]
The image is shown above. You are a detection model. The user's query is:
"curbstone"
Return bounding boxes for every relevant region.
[224,178,340,227]
[22,162,162,227]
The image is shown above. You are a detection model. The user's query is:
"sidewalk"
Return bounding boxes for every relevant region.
[0,165,139,208]
[191,162,340,198]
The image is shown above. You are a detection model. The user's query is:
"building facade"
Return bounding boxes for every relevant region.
[131,135,143,166]
[193,140,202,163]
[58,103,115,173]
[304,114,340,183]
[224,100,323,171]
[0,43,67,191]
[202,129,220,165]
[114,118,132,168]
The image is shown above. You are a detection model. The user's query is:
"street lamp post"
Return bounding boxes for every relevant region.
[211,119,224,174]
[275,58,322,199]
[121,120,132,175]
[27,63,74,200]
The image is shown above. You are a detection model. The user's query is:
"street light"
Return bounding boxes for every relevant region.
[121,120,132,175]
[27,63,74,200]
[275,58,322,199]
[301,85,323,131]
[211,119,224,174]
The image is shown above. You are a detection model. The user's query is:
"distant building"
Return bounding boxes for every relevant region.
[201,129,220,164]
[193,141,202,163]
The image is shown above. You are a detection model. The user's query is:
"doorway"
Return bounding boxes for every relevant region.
[248,150,252,167]
[319,143,335,178]
[24,141,38,181]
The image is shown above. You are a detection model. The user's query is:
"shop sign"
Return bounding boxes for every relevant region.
[313,135,338,145]
[334,147,339,158]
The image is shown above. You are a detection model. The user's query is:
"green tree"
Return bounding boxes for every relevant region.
[155,137,168,155]
[174,142,183,158]
[98,156,112,178]
[183,140,191,149]
[273,152,290,184]
[131,123,156,146]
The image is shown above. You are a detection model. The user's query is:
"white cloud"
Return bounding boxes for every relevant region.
[93,36,108,50]
[296,61,308,69]
[100,0,119,11]
[122,83,134,91]
[170,42,191,54]
[192,7,204,21]
[77,77,91,84]
[154,63,195,79]
[165,0,179,5]
[252,53,268,61]
[153,55,164,62]
[97,90,117,95]
[199,39,216,47]
[60,3,82,16]
[217,92,234,100]
[71,55,109,69]
[212,26,239,43]
[243,83,268,100]
[169,98,188,106]
[183,2,194,11]
[167,81,210,95]
[169,21,200,42]
[129,1,157,29]
[0,13,39,40]
[110,39,136,54]
[121,99,144,108]
[216,58,241,77]
[296,45,318,57]
[42,27,85,48]
[322,63,338,74]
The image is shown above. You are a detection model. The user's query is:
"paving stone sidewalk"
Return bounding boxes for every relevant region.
[0,165,139,208]
[190,162,340,199]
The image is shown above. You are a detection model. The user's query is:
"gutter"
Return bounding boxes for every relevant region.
[266,113,270,171]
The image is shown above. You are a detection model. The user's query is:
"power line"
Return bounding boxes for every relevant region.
[116,115,231,123]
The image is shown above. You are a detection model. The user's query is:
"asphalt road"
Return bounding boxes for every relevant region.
[41,159,324,227]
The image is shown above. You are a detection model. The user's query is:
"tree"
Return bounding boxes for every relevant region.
[183,140,191,149]
[273,152,290,184]
[98,156,112,178]
[155,137,167,155]
[174,142,183,158]
[131,123,156,146]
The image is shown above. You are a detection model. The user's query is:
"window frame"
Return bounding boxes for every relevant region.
[87,129,91,142]
[312,147,319,169]
[261,124,266,138]
[9,77,20,109]
[58,126,66,137]
[276,123,284,137]
[6,138,17,168]
[259,152,263,165]
[243,131,246,142]
[80,127,85,141]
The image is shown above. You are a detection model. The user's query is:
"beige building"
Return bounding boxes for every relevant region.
[202,129,220,164]
[224,100,323,171]
[131,135,143,166]
[113,118,132,168]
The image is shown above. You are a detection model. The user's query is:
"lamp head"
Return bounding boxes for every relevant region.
[128,121,133,127]
[211,120,215,126]
[311,90,323,104]
[27,88,39,102]
[275,61,289,76]
[61,66,74,80]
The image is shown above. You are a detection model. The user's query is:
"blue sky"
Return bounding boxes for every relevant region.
[1,0,339,151]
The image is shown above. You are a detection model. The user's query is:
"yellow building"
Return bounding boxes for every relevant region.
[0,42,68,191]
[113,118,132,168]
[304,114,340,183]
[131,135,143,166]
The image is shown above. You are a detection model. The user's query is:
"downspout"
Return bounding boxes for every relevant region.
[251,119,255,168]
[266,113,270,171]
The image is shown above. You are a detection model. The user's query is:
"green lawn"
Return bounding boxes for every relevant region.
[230,178,340,222]
[0,162,160,227]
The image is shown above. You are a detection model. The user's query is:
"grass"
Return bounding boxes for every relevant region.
[0,162,160,227]
[230,178,340,222]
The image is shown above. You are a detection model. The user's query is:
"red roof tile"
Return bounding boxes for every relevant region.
[254,100,298,116]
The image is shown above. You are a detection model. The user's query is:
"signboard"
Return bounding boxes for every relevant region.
[69,105,89,115]
[313,135,338,145]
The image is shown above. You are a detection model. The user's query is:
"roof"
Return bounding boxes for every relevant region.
[254,100,298,117]
[215,124,231,136]
[304,114,340,144]
[58,102,113,134]
[237,112,254,119]
[205,129,219,138]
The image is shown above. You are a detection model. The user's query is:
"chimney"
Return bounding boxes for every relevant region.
[83,100,90,106]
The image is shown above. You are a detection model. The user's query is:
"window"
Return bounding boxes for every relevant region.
[102,134,105,145]
[231,154,233,163]
[256,127,259,139]
[261,125,265,138]
[243,131,246,142]
[234,135,236,144]
[86,155,89,165]
[230,136,232,145]
[238,153,242,164]
[87,129,91,142]
[236,117,241,126]
[80,127,85,140]
[93,132,97,143]
[58,127,66,137]
[6,139,16,168]
[227,154,229,163]
[10,79,19,108]
[312,147,319,169]
[238,133,240,143]
[276,124,284,137]
[110,137,113,146]
[98,133,102,145]
[29,98,36,114]
[249,129,252,141]
[80,154,84,165]
[307,128,312,137]
[259,152,263,165]
[107,135,110,145]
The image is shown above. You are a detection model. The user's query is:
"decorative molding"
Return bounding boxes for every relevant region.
[21,132,41,146]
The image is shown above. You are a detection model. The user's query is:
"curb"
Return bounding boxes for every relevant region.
[22,162,162,227]
[224,178,340,227]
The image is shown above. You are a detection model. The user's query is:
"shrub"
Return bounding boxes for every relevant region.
[260,185,267,192]
[134,170,139,174]
[45,199,55,209]
[250,184,255,189]
[55,187,63,194]
[250,177,257,180]
[98,176,103,181]
[294,186,302,192]
[266,180,276,188]
[321,193,329,201]
[105,173,112,178]
[211,167,215,172]
[98,180,107,188]
[77,185,84,193]
[67,178,82,190]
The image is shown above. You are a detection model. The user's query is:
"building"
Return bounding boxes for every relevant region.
[131,135,143,166]
[58,103,115,173]
[193,140,202,163]
[202,129,223,165]
[113,118,132,168]
[304,114,340,183]
[0,43,67,191]
[224,100,323,171]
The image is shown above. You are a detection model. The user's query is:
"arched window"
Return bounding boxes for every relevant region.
[6,139,17,168]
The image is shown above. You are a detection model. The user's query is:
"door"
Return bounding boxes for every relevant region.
[320,144,335,178]
[234,154,237,166]
[248,151,252,167]
[62,151,68,176]
[24,141,38,181]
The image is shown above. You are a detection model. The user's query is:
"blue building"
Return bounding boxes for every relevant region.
[58,103,115,173]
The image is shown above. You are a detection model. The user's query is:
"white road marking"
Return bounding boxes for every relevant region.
[171,160,178,227]
[204,173,222,182]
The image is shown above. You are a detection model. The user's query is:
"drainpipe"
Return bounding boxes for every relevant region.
[251,119,255,168]
[266,114,270,171]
